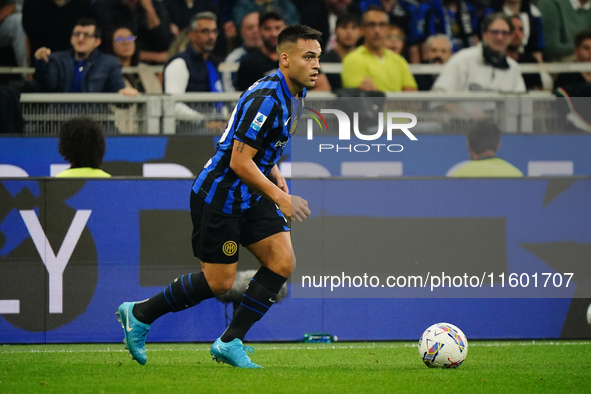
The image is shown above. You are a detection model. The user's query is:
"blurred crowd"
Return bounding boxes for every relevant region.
[0,0,590,96]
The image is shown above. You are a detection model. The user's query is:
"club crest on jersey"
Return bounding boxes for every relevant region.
[251,112,267,132]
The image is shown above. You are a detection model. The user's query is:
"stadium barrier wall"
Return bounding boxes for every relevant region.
[1,177,590,343]
[1,134,591,178]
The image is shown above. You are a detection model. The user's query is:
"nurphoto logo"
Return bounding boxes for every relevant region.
[303,108,418,153]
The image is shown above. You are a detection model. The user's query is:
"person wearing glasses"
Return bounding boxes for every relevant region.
[163,12,222,95]
[111,26,161,93]
[341,6,417,92]
[432,13,526,93]
[33,18,138,96]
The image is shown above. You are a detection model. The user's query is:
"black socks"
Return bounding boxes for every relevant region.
[132,271,214,324]
[221,266,287,342]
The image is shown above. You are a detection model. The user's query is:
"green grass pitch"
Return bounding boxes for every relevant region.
[1,341,591,393]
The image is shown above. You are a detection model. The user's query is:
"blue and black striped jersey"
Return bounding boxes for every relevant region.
[192,69,306,214]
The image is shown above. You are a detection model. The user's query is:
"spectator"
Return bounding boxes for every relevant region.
[22,0,94,63]
[450,121,523,177]
[55,117,111,178]
[505,15,544,91]
[93,0,174,64]
[235,10,284,91]
[222,11,262,92]
[233,0,300,27]
[163,12,222,94]
[415,34,452,91]
[164,0,231,59]
[321,12,361,91]
[432,13,526,93]
[555,31,591,91]
[384,24,405,55]
[537,0,591,62]
[34,18,138,95]
[358,0,421,63]
[111,26,161,93]
[300,0,360,51]
[483,0,544,63]
[341,6,417,92]
[417,0,479,53]
[0,0,27,67]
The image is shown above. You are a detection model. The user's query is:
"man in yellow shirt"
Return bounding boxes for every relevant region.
[341,6,417,92]
[56,117,111,178]
[450,121,523,177]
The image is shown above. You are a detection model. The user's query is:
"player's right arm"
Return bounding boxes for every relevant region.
[229,140,310,222]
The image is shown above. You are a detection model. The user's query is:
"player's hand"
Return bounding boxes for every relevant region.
[289,195,310,223]
[35,47,51,62]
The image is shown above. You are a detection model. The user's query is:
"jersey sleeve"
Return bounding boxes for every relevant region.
[233,95,278,151]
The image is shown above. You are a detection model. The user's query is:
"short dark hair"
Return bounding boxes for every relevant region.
[74,18,101,38]
[575,30,591,48]
[277,24,322,49]
[467,121,501,155]
[362,5,388,22]
[481,12,514,35]
[59,118,106,169]
[259,10,284,26]
[336,12,360,28]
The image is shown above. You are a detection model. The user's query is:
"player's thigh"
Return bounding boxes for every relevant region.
[246,231,294,277]
[190,191,242,264]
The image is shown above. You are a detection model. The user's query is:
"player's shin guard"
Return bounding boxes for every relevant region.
[221,266,287,342]
[132,271,214,324]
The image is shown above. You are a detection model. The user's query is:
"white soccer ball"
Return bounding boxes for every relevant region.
[418,322,468,368]
[586,303,591,326]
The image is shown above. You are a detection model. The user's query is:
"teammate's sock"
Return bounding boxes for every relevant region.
[221,266,287,342]
[132,272,214,324]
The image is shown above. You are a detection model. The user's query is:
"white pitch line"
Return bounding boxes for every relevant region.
[1,341,590,354]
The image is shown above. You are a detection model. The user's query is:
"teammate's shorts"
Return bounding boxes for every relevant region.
[190,191,290,264]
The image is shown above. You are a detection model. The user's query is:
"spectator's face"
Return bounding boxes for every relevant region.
[385,26,405,54]
[509,17,524,49]
[283,38,321,91]
[483,19,512,53]
[260,18,286,50]
[575,38,591,63]
[190,18,218,54]
[362,10,389,52]
[424,37,452,63]
[112,28,136,59]
[335,22,360,49]
[241,12,262,49]
[70,25,101,58]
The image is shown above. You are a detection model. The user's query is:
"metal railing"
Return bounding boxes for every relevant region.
[16,91,578,135]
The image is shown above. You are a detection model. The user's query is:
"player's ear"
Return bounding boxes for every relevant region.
[280,52,289,68]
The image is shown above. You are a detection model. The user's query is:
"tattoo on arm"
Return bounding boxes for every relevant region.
[235,141,245,153]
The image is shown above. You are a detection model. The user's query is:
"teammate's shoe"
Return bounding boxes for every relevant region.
[211,337,263,368]
[116,302,150,365]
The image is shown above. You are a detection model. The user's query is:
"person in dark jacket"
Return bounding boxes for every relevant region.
[33,18,137,96]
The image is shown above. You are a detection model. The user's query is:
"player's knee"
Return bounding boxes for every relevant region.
[207,277,235,295]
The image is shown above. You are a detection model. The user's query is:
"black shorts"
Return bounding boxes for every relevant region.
[190,191,290,264]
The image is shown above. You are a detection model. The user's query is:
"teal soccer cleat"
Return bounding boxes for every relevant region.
[116,302,150,365]
[211,337,263,368]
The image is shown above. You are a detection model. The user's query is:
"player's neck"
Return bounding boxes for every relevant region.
[281,70,303,97]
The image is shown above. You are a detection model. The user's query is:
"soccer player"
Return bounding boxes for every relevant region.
[116,24,320,369]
